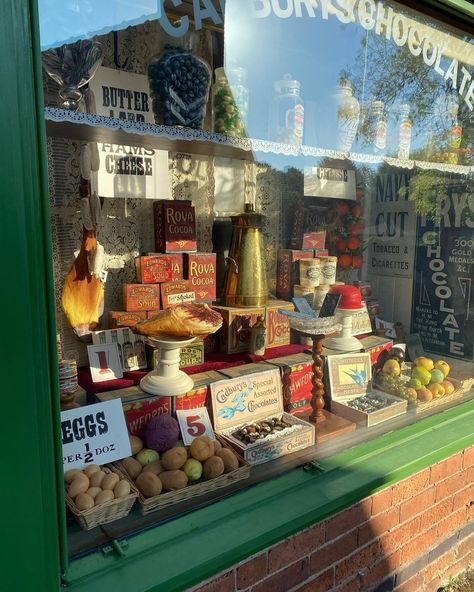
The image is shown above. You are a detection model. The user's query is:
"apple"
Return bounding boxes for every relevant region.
[408,378,422,389]
[427,383,445,398]
[136,448,160,466]
[183,458,203,481]
[411,366,431,386]
[414,357,434,371]
[429,369,445,384]
[441,380,455,395]
[434,360,450,377]
[405,387,418,402]
[416,387,433,402]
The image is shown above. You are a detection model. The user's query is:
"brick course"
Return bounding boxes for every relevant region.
[190,446,474,592]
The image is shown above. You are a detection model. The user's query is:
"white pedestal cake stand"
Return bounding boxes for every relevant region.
[140,336,196,397]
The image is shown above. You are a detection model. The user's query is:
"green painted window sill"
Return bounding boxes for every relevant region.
[62,398,474,592]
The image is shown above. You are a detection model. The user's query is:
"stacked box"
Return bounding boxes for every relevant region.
[108,311,147,328]
[134,255,173,284]
[302,230,326,250]
[175,370,223,411]
[146,340,205,370]
[265,300,294,349]
[183,253,217,302]
[266,353,314,415]
[160,279,195,308]
[276,249,314,300]
[123,284,160,312]
[146,253,183,281]
[153,199,197,253]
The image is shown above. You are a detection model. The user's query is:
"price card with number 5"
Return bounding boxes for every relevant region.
[176,407,215,445]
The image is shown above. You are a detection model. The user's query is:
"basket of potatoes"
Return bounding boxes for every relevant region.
[64,464,139,530]
[115,434,250,515]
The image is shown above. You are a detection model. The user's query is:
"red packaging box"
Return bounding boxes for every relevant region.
[108,310,147,328]
[313,248,329,257]
[265,300,294,349]
[359,336,393,365]
[95,387,171,438]
[147,253,183,281]
[183,253,217,301]
[153,199,197,253]
[175,371,223,411]
[276,249,313,300]
[123,284,160,312]
[302,230,326,250]
[161,279,195,308]
[135,255,173,284]
[266,353,314,416]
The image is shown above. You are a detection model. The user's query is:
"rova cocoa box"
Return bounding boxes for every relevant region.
[153,199,197,253]
[147,253,183,281]
[212,305,265,354]
[183,253,217,301]
[160,279,195,308]
[108,310,147,328]
[276,249,313,300]
[123,284,160,312]
[265,300,294,349]
[266,353,314,416]
[302,230,326,250]
[134,255,173,284]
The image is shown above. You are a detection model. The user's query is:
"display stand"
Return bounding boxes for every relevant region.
[289,317,357,443]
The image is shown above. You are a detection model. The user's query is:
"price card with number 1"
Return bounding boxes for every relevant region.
[176,407,216,445]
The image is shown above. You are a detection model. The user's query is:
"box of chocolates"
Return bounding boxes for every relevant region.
[108,310,147,328]
[160,280,195,308]
[134,255,173,284]
[209,368,315,465]
[266,353,313,416]
[123,284,160,312]
[183,253,217,301]
[153,199,197,253]
[276,249,313,300]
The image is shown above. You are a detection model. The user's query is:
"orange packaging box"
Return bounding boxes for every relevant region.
[134,255,173,284]
[302,230,326,250]
[153,200,197,253]
[183,253,217,301]
[265,300,294,349]
[266,353,313,415]
[276,249,314,300]
[147,252,183,281]
[108,310,147,328]
[123,284,160,312]
[160,279,195,308]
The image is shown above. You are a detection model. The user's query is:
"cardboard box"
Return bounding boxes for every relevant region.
[95,386,171,438]
[218,362,273,379]
[146,340,205,370]
[175,370,223,411]
[313,248,329,257]
[276,249,313,300]
[359,335,393,365]
[153,199,197,252]
[183,253,217,301]
[134,256,173,284]
[147,253,183,281]
[212,305,265,354]
[123,284,160,312]
[266,300,294,349]
[209,368,315,465]
[108,310,147,328]
[302,230,326,250]
[266,353,313,415]
[160,280,195,308]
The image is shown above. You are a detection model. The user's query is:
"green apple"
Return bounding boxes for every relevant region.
[411,366,431,386]
[136,448,160,466]
[183,458,203,481]
[429,369,445,384]
[408,378,422,389]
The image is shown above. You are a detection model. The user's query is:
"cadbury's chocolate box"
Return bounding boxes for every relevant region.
[183,253,217,301]
[134,255,173,284]
[153,199,197,253]
[123,284,160,312]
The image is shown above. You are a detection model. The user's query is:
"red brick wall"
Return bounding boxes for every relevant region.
[189,446,474,592]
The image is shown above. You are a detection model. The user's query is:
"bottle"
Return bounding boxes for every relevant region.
[133,337,147,368]
[397,104,412,160]
[460,112,474,165]
[371,100,387,154]
[335,79,360,152]
[249,315,267,356]
[111,329,123,368]
[122,328,137,370]
[268,73,304,146]
[446,98,462,165]
[213,66,248,137]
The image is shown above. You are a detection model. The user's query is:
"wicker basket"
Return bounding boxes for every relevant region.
[65,465,139,530]
[115,436,250,515]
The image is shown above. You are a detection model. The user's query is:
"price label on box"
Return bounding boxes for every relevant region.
[176,407,215,445]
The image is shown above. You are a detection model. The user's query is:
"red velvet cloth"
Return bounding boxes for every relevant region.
[78,343,309,395]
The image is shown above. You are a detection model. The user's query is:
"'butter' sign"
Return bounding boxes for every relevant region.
[61,399,131,471]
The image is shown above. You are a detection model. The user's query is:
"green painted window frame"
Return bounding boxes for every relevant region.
[1,1,471,591]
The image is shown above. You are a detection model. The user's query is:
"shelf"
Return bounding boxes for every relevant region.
[44,107,474,174]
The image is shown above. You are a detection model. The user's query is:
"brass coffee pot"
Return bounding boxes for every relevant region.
[223,203,268,307]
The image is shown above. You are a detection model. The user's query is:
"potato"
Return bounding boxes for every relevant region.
[95,490,114,505]
[159,470,188,491]
[129,435,144,456]
[121,457,143,481]
[68,474,90,499]
[142,459,164,476]
[190,436,214,461]
[136,472,162,498]
[216,448,239,473]
[101,473,119,491]
[86,487,102,500]
[89,470,106,488]
[213,439,222,454]
[84,464,101,478]
[75,493,95,511]
[203,456,225,480]
[161,447,188,470]
[64,469,83,484]
[114,480,131,498]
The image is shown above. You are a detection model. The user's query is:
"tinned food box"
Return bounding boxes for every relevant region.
[109,310,147,328]
[123,284,160,312]
[146,339,205,370]
[209,368,315,465]
[175,370,223,411]
[153,199,197,253]
[266,353,314,416]
[183,253,217,301]
[146,253,183,281]
[276,249,313,300]
[134,255,173,284]
[160,279,195,308]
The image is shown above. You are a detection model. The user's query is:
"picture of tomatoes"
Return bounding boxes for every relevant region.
[347,237,361,251]
[356,189,363,200]
[349,223,364,237]
[337,202,350,216]
[351,204,363,218]
[337,253,352,268]
[352,254,363,269]
[335,239,348,253]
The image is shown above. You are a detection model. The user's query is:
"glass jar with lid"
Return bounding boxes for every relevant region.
[213,66,248,137]
[334,78,360,152]
[268,73,304,146]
